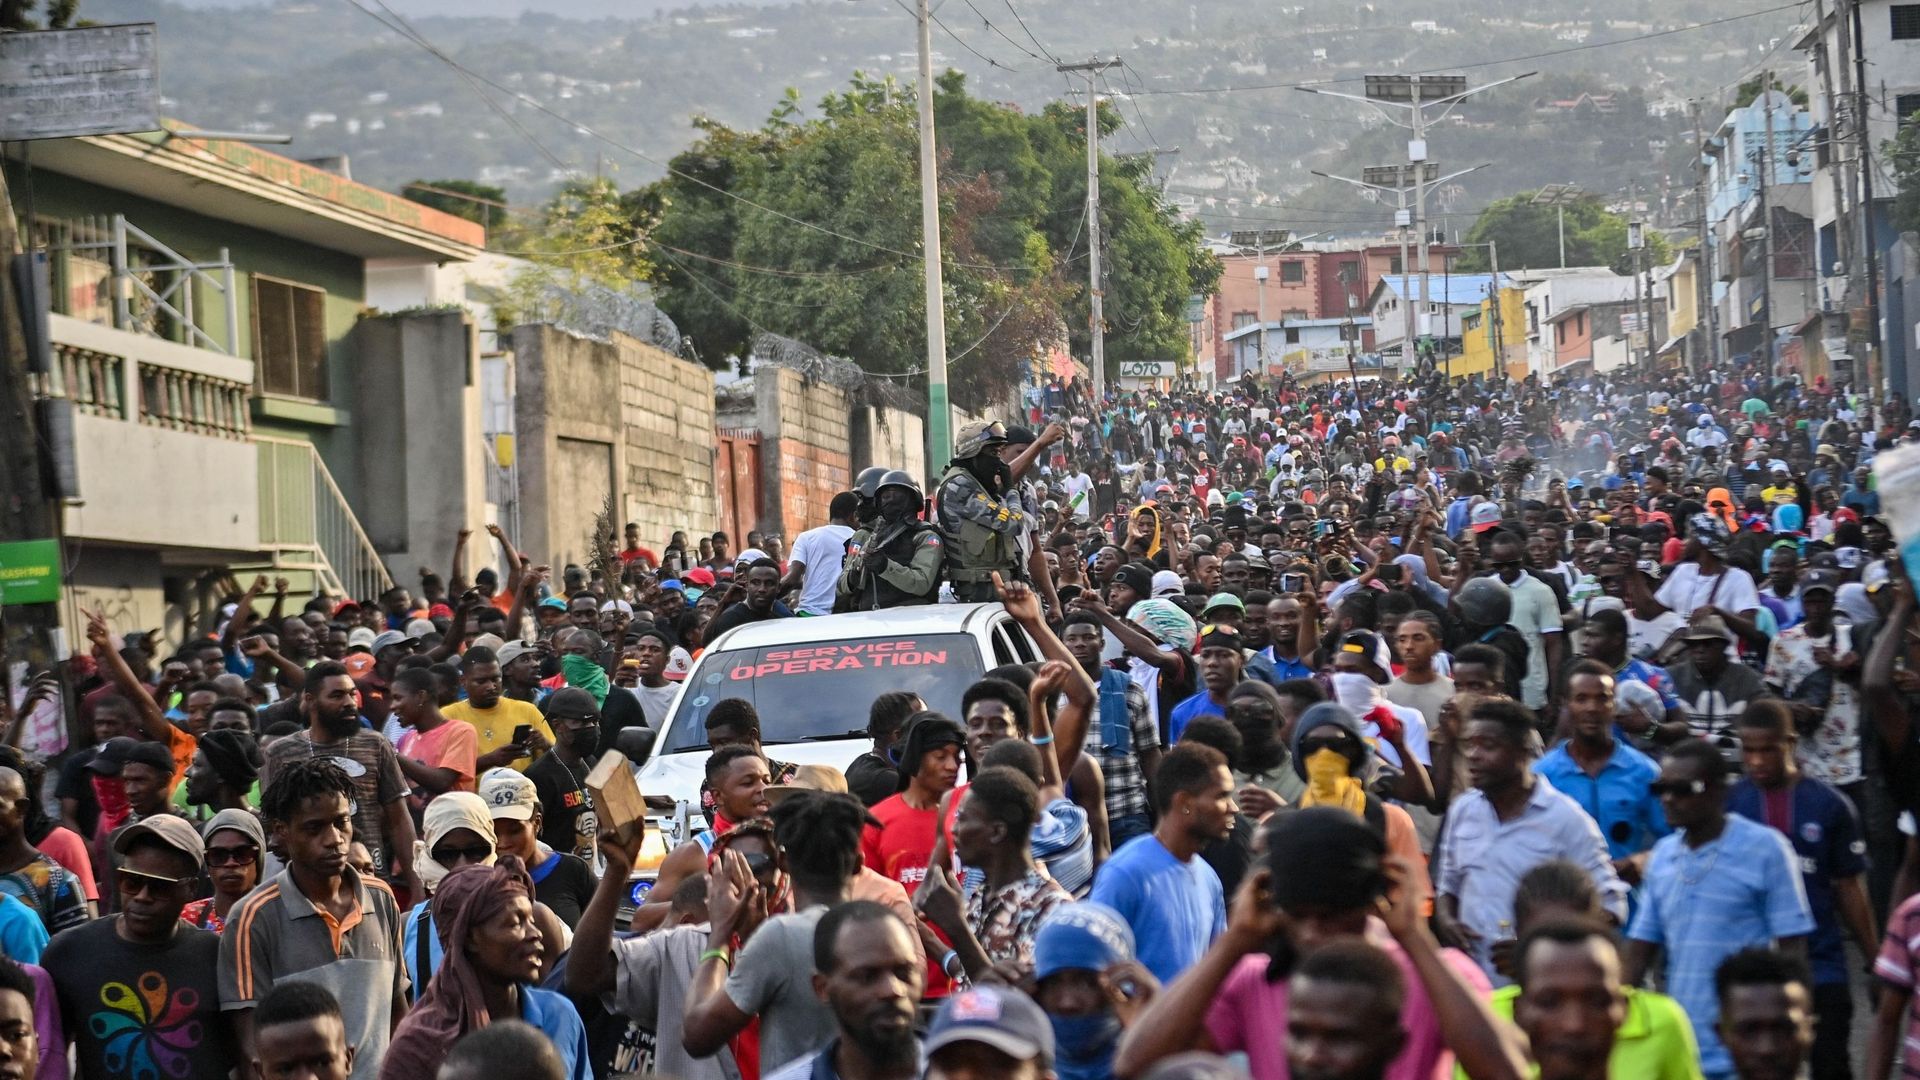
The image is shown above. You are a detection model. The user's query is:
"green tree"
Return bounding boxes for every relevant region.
[0,0,78,30]
[495,176,655,329]
[1887,117,1920,235]
[401,179,508,229]
[1457,190,1668,275]
[635,73,1218,410]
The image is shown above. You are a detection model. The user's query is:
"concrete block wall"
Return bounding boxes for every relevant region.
[619,338,720,550]
[755,368,851,539]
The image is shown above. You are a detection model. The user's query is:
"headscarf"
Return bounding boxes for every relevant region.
[1704,487,1739,532]
[378,858,534,1080]
[560,653,610,707]
[1836,582,1877,625]
[1127,504,1163,560]
[710,818,790,916]
[1126,598,1197,652]
[1393,553,1447,606]
[414,792,498,894]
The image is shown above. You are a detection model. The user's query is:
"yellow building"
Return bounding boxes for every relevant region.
[1454,285,1529,380]
[1656,250,1700,369]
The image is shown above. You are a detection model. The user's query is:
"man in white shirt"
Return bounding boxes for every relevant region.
[781,492,859,616]
[1651,513,1765,655]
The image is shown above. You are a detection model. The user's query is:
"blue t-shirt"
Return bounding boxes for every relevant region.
[1728,778,1867,986]
[1167,691,1225,744]
[1627,815,1814,1079]
[0,892,46,964]
[521,985,595,1080]
[1536,740,1670,862]
[1089,834,1224,984]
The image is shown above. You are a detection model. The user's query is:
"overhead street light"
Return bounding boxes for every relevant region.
[1361,163,1441,189]
[1531,184,1584,268]
[1361,73,1469,102]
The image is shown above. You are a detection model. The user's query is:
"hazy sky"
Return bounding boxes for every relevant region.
[174,0,783,15]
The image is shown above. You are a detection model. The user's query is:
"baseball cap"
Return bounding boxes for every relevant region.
[479,768,538,821]
[112,814,206,866]
[765,763,850,805]
[123,740,177,776]
[85,736,140,776]
[1033,902,1135,982]
[495,640,534,668]
[1112,564,1156,600]
[1799,569,1841,595]
[658,579,685,592]
[1865,560,1894,593]
[925,985,1054,1068]
[1197,623,1243,652]
[469,633,506,655]
[371,629,416,655]
[1469,502,1503,532]
[537,596,568,611]
[683,567,717,588]
[1338,629,1392,677]
[346,627,377,652]
[665,646,694,681]
[599,599,633,615]
[1150,570,1184,598]
[1202,592,1246,615]
[1680,612,1736,644]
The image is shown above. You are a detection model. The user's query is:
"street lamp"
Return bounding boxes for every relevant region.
[1302,70,1532,367]
[1253,263,1269,378]
[1531,183,1583,269]
[1316,161,1489,375]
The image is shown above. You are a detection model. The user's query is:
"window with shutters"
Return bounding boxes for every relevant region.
[1280,260,1305,283]
[1893,5,1920,38]
[252,275,329,400]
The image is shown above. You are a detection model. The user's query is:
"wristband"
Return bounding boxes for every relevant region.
[1029,734,1054,746]
[700,946,732,967]
[940,949,960,976]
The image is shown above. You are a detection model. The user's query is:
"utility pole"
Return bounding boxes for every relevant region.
[1410,74,1433,370]
[1487,239,1502,380]
[1758,77,1777,373]
[1396,199,1414,371]
[1812,0,1853,282]
[1060,57,1121,403]
[1853,0,1883,398]
[1691,102,1723,374]
[914,0,950,469]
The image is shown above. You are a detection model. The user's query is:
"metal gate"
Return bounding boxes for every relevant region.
[716,429,761,548]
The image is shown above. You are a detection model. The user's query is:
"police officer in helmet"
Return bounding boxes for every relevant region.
[838,471,943,610]
[936,420,1029,603]
[852,465,889,532]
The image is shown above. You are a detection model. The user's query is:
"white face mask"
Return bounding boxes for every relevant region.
[1331,671,1382,714]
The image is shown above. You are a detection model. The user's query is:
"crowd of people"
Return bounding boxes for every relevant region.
[2,363,1920,1080]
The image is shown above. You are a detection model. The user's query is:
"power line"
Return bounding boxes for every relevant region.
[999,0,1060,65]
[340,0,1038,273]
[954,0,1054,63]
[1126,3,1806,96]
[890,0,1033,72]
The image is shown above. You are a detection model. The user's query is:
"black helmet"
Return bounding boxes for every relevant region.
[877,470,922,501]
[855,466,889,500]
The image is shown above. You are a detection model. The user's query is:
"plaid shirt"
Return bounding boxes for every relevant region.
[1096,673,1159,822]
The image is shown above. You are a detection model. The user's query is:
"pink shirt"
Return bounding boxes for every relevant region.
[35,826,97,902]
[397,719,479,798]
[1205,919,1489,1080]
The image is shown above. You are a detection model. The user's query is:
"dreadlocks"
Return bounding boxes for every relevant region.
[260,757,356,825]
[768,790,867,893]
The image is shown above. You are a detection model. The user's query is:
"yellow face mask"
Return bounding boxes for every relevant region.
[1304,747,1352,791]
[1302,747,1366,815]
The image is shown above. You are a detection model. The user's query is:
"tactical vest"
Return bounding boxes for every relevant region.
[938,466,1019,583]
[865,522,941,608]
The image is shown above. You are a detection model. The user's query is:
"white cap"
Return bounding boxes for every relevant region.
[1150,570,1183,597]
[599,599,633,615]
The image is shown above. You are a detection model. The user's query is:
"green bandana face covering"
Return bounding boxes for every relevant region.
[560,653,609,706]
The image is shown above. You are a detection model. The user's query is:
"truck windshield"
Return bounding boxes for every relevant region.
[660,633,985,752]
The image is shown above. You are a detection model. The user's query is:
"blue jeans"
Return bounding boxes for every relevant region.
[1109,812,1152,848]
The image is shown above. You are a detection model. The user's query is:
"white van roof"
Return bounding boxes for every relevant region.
[702,602,1008,652]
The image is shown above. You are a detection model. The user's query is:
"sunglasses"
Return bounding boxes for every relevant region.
[1649,778,1709,798]
[432,842,494,865]
[205,845,259,867]
[117,868,192,896]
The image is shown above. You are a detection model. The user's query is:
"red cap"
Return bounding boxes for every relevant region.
[683,567,716,588]
[428,603,455,619]
[333,599,361,616]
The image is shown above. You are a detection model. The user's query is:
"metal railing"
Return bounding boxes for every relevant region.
[39,215,240,355]
[51,314,251,438]
[253,436,394,601]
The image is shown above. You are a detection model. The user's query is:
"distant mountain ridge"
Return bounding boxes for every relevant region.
[87,0,1796,235]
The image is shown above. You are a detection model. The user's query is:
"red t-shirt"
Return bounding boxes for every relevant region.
[862,793,939,894]
[862,793,952,998]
